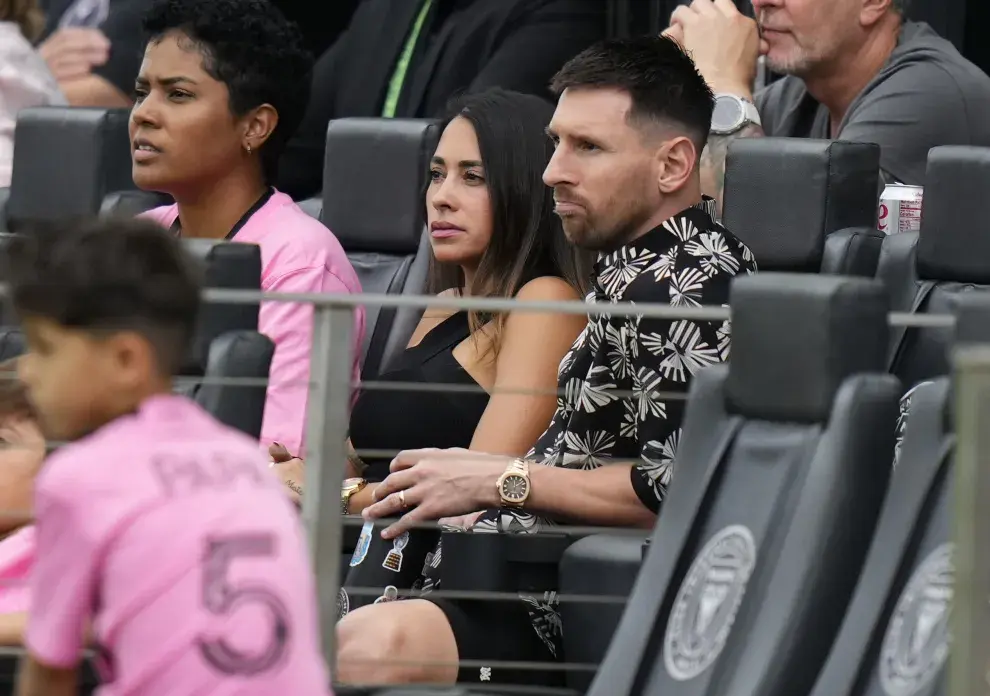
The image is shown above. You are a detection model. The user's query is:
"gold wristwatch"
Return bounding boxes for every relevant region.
[341,478,367,514]
[496,459,531,508]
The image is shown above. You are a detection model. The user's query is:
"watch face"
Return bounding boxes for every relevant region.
[500,474,529,503]
[712,96,744,133]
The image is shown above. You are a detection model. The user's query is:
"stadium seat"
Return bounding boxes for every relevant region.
[0,328,24,362]
[576,273,899,696]
[100,190,172,218]
[6,108,134,229]
[180,239,262,377]
[297,196,322,220]
[558,533,647,693]
[808,293,990,696]
[189,330,275,439]
[879,145,990,388]
[723,139,884,276]
[320,118,438,378]
[0,188,9,231]
[374,229,431,373]
[809,377,951,696]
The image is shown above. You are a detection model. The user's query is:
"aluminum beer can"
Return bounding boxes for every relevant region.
[878,184,924,235]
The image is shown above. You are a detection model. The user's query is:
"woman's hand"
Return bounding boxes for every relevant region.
[269,443,304,504]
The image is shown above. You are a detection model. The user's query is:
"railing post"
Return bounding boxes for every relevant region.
[950,345,990,696]
[302,303,353,677]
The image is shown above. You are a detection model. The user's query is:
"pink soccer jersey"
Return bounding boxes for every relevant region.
[142,190,366,458]
[25,395,331,695]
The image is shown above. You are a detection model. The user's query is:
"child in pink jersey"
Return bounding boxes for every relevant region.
[5,219,331,695]
[132,0,365,460]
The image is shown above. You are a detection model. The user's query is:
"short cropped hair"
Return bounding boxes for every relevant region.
[143,0,314,183]
[892,0,911,14]
[3,218,202,376]
[550,36,716,152]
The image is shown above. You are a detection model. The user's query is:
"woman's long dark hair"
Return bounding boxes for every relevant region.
[427,88,594,357]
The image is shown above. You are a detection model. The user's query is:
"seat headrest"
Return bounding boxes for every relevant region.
[726,273,889,423]
[917,146,990,283]
[953,292,990,344]
[321,118,439,255]
[181,240,261,373]
[8,108,134,225]
[723,139,880,271]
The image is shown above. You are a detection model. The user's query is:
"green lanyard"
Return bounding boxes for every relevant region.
[381,0,434,118]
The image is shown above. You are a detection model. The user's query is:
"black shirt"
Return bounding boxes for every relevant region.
[275,0,606,199]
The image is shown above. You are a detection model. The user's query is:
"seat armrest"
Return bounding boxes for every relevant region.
[559,533,647,693]
[439,531,579,594]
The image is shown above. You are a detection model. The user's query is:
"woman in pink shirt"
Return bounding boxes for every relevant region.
[135,0,365,458]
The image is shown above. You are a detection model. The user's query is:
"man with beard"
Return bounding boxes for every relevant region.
[664,0,990,207]
[333,36,756,689]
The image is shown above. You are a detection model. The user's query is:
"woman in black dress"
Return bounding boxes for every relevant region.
[273,88,592,606]
[275,88,592,509]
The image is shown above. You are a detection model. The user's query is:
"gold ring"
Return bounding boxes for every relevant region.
[399,490,407,508]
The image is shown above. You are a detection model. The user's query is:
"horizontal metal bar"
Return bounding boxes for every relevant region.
[344,586,627,605]
[338,515,653,538]
[339,654,600,674]
[0,282,959,325]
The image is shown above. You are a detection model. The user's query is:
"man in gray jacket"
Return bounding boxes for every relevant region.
[665,0,990,206]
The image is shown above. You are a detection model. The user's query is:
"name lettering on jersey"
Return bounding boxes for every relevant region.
[151,452,265,496]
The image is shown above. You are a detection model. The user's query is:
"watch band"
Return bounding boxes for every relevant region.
[711,93,762,136]
[741,98,762,128]
[341,478,367,515]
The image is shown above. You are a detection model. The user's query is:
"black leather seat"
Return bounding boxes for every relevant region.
[723,139,884,276]
[808,292,990,696]
[808,381,952,696]
[571,273,900,696]
[297,196,322,220]
[557,533,647,693]
[879,145,990,389]
[190,330,275,438]
[180,239,262,377]
[320,118,438,378]
[0,328,25,362]
[0,187,9,231]
[100,190,173,218]
[374,229,431,373]
[6,108,134,229]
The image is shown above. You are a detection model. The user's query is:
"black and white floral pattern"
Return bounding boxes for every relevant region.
[421,198,756,658]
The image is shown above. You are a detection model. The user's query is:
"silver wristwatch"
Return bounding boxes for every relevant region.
[710,94,762,136]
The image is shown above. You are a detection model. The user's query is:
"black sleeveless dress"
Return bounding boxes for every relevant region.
[349,310,491,483]
[341,311,490,614]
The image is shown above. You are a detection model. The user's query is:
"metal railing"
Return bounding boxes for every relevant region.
[950,347,990,696]
[0,287,980,691]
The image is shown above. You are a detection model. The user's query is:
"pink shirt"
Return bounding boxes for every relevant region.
[0,525,33,613]
[26,395,330,694]
[143,191,365,457]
